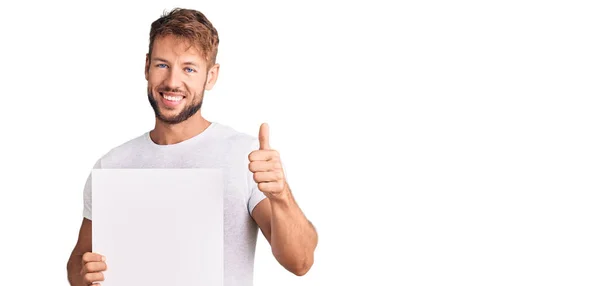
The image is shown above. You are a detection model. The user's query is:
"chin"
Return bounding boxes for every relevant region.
[148,90,202,124]
[158,109,184,119]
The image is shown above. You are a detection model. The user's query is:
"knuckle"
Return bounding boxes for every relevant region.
[264,183,273,192]
[84,273,93,283]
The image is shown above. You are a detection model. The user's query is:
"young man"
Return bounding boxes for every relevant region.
[66,8,318,286]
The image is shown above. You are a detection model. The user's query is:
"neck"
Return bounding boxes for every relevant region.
[149,112,211,145]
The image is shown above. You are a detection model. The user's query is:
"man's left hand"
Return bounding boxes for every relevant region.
[248,123,288,199]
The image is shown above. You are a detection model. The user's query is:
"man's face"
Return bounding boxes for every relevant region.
[145,34,218,124]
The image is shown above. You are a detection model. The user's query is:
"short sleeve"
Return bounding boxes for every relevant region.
[247,138,267,215]
[247,178,267,215]
[82,159,102,220]
[245,138,292,215]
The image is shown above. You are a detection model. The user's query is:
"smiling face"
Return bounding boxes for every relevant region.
[145,34,219,124]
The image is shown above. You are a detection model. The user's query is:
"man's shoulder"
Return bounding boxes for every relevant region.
[92,132,149,168]
[213,122,259,150]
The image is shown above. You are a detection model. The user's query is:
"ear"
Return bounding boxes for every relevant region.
[145,53,150,81]
[204,63,220,91]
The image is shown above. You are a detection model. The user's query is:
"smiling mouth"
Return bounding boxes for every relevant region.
[160,92,185,102]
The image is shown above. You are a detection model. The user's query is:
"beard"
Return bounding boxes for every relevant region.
[147,87,204,125]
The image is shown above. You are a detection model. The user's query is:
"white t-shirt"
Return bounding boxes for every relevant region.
[81,121,267,286]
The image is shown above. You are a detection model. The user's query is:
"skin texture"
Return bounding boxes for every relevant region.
[66,34,318,285]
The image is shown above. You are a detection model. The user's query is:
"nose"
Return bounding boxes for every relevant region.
[163,68,183,90]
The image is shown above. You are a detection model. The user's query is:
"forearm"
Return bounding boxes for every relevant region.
[67,252,84,286]
[269,184,318,275]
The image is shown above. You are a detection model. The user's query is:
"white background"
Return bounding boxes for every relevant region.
[0,0,599,285]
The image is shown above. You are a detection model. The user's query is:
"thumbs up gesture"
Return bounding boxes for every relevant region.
[248,123,288,199]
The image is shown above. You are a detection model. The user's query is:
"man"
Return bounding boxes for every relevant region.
[66,8,318,286]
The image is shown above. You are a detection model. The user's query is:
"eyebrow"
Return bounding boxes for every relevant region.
[152,57,199,67]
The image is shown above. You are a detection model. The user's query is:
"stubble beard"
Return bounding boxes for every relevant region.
[147,86,205,125]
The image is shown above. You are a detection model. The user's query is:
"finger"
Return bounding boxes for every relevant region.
[258,181,284,193]
[82,252,105,264]
[248,160,280,172]
[83,272,105,284]
[259,123,270,150]
[248,149,279,162]
[253,171,283,183]
[84,261,108,273]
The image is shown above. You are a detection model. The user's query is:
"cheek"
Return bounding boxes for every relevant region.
[183,77,207,93]
[148,73,164,87]
[148,67,169,81]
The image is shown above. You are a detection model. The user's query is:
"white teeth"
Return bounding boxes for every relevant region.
[162,94,183,102]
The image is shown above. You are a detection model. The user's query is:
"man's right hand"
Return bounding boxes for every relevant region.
[81,252,107,285]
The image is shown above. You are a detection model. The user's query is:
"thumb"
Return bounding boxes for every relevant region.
[259,122,270,150]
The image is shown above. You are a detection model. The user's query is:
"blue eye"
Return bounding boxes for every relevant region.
[185,67,195,73]
[157,64,167,68]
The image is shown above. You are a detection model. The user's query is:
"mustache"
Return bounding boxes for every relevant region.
[156,86,187,95]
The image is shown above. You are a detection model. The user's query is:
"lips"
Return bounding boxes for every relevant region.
[159,92,185,107]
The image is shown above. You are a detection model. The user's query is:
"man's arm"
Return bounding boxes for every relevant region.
[252,186,318,276]
[67,218,91,285]
[67,218,107,286]
[248,123,318,276]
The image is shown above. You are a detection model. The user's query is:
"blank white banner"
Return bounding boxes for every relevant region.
[92,168,224,286]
